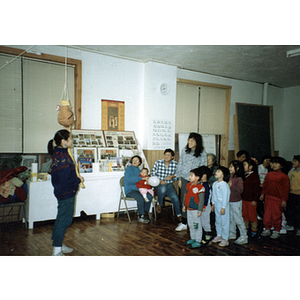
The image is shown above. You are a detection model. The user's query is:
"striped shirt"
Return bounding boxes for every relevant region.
[151,159,178,184]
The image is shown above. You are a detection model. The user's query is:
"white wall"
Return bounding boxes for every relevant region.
[7,45,300,159]
[142,61,177,149]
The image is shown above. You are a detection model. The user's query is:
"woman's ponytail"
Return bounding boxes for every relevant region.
[48,139,55,155]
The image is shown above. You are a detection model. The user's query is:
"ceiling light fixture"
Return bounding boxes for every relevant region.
[286,48,300,58]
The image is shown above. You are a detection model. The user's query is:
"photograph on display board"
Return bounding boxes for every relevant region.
[71,130,105,148]
[98,148,119,160]
[74,147,97,173]
[101,100,125,131]
[103,131,138,150]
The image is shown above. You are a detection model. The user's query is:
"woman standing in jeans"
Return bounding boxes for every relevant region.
[175,132,207,231]
[48,129,84,256]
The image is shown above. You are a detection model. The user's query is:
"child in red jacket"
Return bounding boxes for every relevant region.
[136,168,154,202]
[241,159,261,237]
[260,157,290,239]
[183,167,206,249]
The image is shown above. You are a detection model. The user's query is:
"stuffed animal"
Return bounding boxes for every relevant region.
[57,99,74,128]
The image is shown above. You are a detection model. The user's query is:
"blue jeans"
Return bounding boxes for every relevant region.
[126,190,152,216]
[52,196,75,247]
[155,183,181,216]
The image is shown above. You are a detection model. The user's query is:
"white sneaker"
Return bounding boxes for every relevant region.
[212,235,223,243]
[270,231,280,239]
[260,229,271,237]
[175,223,187,231]
[234,236,248,245]
[219,239,229,247]
[296,229,300,236]
[62,244,73,254]
[286,225,295,231]
[280,228,287,234]
[52,251,65,256]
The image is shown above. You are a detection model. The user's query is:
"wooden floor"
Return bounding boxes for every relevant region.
[1,206,300,256]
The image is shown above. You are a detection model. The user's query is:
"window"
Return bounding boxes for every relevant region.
[0,46,82,153]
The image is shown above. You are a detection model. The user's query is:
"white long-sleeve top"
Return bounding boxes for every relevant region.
[211,180,230,209]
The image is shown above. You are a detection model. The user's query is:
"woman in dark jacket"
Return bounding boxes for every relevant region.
[48,129,84,256]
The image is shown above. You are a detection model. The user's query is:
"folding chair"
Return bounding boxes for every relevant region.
[117,176,137,223]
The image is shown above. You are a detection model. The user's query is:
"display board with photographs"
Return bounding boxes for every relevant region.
[71,130,106,148]
[103,131,138,150]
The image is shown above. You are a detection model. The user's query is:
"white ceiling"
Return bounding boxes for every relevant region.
[71,45,300,88]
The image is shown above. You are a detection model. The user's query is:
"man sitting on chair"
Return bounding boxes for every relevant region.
[151,149,182,222]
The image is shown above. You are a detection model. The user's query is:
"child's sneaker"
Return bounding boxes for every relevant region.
[280,228,287,234]
[270,231,280,239]
[189,241,201,249]
[234,236,248,245]
[286,225,295,231]
[280,220,287,234]
[212,235,222,243]
[260,229,271,237]
[184,239,195,245]
[201,235,213,246]
[219,239,229,247]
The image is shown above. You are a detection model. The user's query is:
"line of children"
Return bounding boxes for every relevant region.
[181,153,299,250]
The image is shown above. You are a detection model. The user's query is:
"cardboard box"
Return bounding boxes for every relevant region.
[100,212,115,218]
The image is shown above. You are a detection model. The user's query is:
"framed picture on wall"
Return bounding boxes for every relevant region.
[101,99,125,131]
[74,147,97,173]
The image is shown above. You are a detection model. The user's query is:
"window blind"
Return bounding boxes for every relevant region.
[176,82,226,135]
[175,83,199,133]
[199,86,226,135]
[23,58,75,153]
[0,54,22,153]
